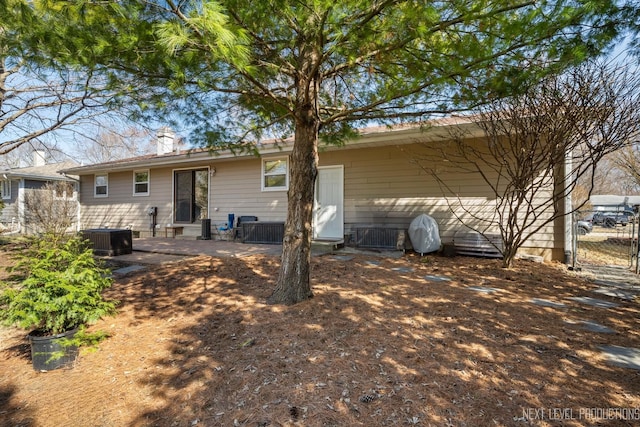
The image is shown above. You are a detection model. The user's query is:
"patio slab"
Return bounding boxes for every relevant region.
[530,298,566,308]
[467,286,501,294]
[424,275,452,283]
[567,296,620,309]
[131,237,284,258]
[102,237,407,266]
[599,346,640,370]
[565,319,615,334]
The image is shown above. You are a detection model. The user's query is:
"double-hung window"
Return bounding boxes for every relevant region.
[1,180,10,200]
[54,182,75,200]
[262,157,289,191]
[133,170,149,196]
[94,174,108,197]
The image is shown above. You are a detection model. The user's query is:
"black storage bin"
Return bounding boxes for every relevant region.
[201,218,212,240]
[236,216,258,241]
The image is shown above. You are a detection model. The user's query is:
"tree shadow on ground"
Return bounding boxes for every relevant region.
[0,384,35,427]
[104,254,640,426]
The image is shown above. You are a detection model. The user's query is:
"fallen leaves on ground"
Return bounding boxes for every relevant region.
[1,252,639,426]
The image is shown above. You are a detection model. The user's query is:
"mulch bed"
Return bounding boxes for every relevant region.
[1,251,639,426]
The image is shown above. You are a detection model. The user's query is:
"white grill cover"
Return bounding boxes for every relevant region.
[408,214,441,254]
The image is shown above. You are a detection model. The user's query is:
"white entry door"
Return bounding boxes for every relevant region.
[313,165,344,240]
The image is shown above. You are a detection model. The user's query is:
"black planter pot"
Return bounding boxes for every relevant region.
[28,328,79,372]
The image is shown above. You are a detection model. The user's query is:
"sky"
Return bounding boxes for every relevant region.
[1,34,637,169]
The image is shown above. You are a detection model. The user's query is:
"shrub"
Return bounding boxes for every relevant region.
[0,235,118,335]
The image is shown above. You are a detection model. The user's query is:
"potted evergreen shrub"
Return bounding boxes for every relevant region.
[0,235,118,371]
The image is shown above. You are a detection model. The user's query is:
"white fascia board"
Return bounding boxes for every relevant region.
[62,119,484,175]
[2,172,78,181]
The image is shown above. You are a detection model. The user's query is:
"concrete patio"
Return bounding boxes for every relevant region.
[102,237,283,266]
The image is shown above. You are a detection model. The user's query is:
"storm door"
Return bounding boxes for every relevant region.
[174,169,209,223]
[313,165,344,239]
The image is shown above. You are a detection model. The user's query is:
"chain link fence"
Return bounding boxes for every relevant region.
[573,209,639,272]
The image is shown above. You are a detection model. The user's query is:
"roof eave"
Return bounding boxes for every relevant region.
[62,118,484,175]
[1,172,78,181]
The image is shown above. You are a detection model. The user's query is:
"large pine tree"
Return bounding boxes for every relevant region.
[39,0,624,304]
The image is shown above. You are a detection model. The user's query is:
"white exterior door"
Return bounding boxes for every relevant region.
[313,165,344,240]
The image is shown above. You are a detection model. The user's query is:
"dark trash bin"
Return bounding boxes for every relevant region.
[201,218,212,240]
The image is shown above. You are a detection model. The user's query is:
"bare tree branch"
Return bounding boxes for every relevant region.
[0,57,130,156]
[22,182,78,242]
[411,57,640,267]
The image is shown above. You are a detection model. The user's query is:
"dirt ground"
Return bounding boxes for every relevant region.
[1,249,639,427]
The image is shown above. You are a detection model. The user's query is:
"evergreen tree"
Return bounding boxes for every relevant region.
[43,0,626,304]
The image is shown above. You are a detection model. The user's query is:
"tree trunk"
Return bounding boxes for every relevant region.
[267,117,319,305]
[501,245,517,268]
[267,24,321,305]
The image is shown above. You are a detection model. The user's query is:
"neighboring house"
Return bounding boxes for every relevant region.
[62,122,570,261]
[0,152,79,235]
[589,195,640,214]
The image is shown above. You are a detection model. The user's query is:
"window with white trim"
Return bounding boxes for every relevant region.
[133,170,149,196]
[54,181,75,200]
[1,180,10,200]
[262,157,289,191]
[94,174,108,197]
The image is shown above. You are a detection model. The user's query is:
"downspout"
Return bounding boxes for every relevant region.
[74,182,81,232]
[564,150,573,266]
[17,178,25,234]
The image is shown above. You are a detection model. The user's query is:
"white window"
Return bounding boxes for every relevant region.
[1,180,10,200]
[54,181,75,200]
[262,157,289,191]
[133,170,149,196]
[95,174,108,197]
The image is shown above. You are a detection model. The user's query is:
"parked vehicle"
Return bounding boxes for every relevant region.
[576,220,593,235]
[592,211,632,228]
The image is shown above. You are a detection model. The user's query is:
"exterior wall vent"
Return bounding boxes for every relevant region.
[453,231,502,258]
[241,222,284,244]
[354,227,404,250]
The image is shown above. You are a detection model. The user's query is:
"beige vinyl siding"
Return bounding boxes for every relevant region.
[319,141,561,258]
[78,158,289,232]
[79,168,176,230]
[74,136,563,259]
[210,158,288,223]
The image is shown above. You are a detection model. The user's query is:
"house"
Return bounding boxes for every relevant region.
[589,195,640,214]
[61,121,570,261]
[0,152,79,235]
